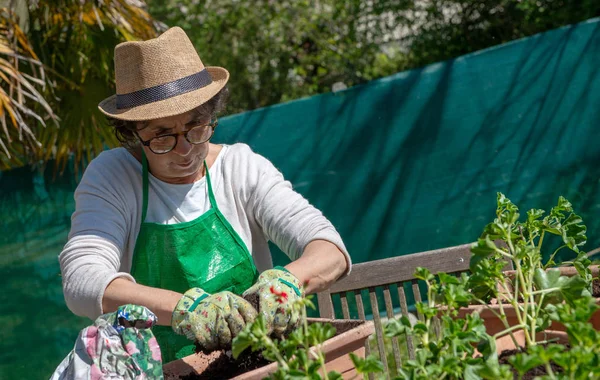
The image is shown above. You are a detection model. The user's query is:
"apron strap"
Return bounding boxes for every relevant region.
[204,161,218,209]
[141,151,149,223]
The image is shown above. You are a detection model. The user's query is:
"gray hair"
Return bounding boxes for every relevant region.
[108,86,229,150]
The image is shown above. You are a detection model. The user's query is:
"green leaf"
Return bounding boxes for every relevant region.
[527,344,564,363]
[476,335,497,357]
[463,364,484,380]
[527,208,545,222]
[326,371,343,380]
[413,322,428,334]
[384,318,406,337]
[349,353,385,374]
[438,272,459,285]
[416,302,438,319]
[470,238,495,258]
[562,213,587,252]
[231,331,253,359]
[508,353,544,375]
[415,267,435,281]
[306,322,336,346]
[533,268,563,291]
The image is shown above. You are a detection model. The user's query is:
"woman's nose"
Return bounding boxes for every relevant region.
[173,133,193,155]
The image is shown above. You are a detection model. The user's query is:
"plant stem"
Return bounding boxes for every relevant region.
[530,288,560,296]
[475,298,520,350]
[263,336,289,371]
[493,324,526,339]
[513,259,534,346]
[537,231,545,251]
[544,245,567,269]
[545,361,556,379]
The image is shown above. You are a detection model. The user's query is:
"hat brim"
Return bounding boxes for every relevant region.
[98,67,229,121]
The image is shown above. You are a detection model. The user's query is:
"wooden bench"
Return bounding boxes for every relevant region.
[316,243,480,378]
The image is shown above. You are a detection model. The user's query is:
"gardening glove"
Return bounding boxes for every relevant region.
[242,266,304,337]
[171,288,258,351]
[50,304,163,380]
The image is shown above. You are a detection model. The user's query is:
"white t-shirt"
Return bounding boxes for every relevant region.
[59,143,351,320]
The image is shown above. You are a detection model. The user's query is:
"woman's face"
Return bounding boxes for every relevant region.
[136,109,211,184]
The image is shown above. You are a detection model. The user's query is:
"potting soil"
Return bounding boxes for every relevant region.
[178,350,271,380]
[592,279,600,297]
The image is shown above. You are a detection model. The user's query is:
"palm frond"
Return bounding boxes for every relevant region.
[0,0,160,172]
[0,7,54,165]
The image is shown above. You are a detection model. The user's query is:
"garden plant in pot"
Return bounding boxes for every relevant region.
[382,193,600,379]
[163,290,375,379]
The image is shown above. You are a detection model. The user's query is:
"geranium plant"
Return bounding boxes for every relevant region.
[468,193,592,347]
[232,193,600,379]
[232,292,385,380]
[384,193,600,379]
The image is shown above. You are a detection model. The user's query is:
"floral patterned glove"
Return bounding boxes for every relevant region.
[171,288,257,351]
[242,267,304,337]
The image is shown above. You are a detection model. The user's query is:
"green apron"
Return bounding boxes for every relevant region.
[130,153,259,362]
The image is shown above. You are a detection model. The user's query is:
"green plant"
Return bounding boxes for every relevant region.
[233,193,600,379]
[383,268,511,379]
[469,193,592,348]
[384,193,600,379]
[232,294,346,379]
[232,288,386,379]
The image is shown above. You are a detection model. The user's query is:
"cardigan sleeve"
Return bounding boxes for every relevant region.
[229,144,351,273]
[59,151,138,319]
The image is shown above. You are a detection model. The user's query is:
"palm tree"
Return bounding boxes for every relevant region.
[0,0,160,172]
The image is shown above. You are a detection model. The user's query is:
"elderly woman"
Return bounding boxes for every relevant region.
[59,27,350,363]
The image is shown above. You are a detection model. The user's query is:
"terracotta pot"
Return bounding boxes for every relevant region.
[163,318,375,380]
[494,330,569,354]
[457,265,600,335]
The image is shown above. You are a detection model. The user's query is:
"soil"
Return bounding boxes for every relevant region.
[244,293,260,312]
[498,344,570,380]
[174,316,364,379]
[178,349,271,380]
[592,278,600,297]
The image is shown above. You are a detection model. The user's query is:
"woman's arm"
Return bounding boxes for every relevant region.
[235,145,352,288]
[285,239,349,294]
[102,278,182,326]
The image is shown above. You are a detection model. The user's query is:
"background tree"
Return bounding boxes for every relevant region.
[0,0,598,171]
[150,0,600,113]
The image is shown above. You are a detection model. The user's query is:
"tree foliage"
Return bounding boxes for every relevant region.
[0,0,599,170]
[150,0,600,115]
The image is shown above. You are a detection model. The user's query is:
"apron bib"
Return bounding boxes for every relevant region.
[130,153,259,362]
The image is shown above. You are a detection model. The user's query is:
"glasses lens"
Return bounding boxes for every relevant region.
[149,136,177,154]
[187,125,213,144]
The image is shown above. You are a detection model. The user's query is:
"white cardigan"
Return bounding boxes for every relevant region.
[59,143,351,320]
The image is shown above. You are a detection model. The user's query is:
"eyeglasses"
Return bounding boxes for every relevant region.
[136,119,218,154]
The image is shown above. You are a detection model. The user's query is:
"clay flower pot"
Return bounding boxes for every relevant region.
[494,330,569,354]
[457,265,600,336]
[163,318,375,380]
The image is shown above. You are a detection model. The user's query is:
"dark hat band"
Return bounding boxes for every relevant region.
[116,69,213,109]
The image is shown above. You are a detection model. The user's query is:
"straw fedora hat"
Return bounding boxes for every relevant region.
[98,27,229,121]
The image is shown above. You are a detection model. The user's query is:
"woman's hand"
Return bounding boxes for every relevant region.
[242,267,304,337]
[171,288,257,351]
